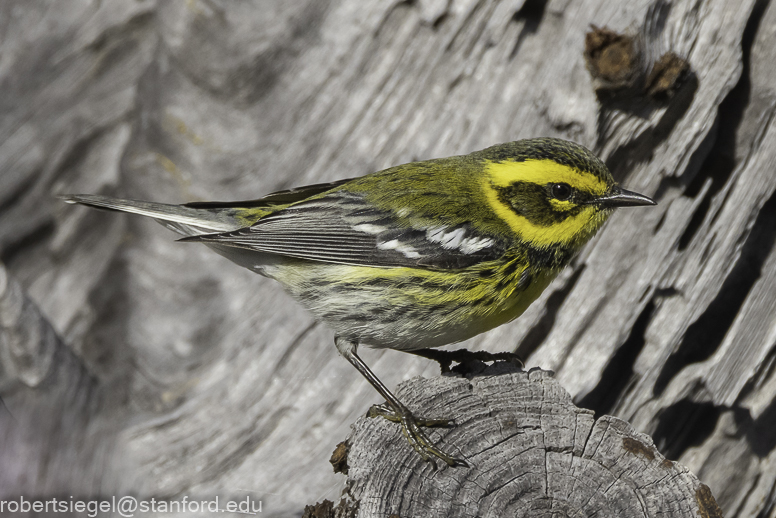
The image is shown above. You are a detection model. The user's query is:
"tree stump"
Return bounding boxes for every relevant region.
[332,366,723,518]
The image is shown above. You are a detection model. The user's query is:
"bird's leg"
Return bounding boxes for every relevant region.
[334,336,468,468]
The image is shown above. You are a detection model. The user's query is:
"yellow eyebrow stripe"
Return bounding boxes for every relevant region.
[481,159,604,247]
[484,158,608,195]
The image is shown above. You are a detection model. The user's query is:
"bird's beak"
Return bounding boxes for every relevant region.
[596,186,656,208]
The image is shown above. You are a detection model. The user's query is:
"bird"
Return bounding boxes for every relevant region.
[62,137,656,467]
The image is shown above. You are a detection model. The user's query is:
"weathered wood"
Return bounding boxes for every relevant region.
[1,0,775,516]
[344,366,722,518]
[0,264,107,497]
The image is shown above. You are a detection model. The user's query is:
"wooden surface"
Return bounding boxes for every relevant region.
[345,366,722,518]
[1,0,775,516]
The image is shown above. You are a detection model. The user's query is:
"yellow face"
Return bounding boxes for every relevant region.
[481,158,613,248]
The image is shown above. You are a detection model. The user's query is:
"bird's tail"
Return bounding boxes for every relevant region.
[60,194,247,236]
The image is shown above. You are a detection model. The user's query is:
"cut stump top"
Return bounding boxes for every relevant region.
[344,366,723,518]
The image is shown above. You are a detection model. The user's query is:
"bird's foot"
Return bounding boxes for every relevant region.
[367,403,469,468]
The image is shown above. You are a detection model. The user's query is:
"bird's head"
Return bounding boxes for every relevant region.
[478,138,655,251]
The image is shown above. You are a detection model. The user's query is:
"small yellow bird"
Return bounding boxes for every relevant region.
[63,138,655,467]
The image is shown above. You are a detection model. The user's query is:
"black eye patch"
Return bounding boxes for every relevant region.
[497,181,585,226]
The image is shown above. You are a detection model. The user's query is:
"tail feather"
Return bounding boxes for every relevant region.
[60,194,245,235]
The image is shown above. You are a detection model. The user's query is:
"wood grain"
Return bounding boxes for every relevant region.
[345,367,720,518]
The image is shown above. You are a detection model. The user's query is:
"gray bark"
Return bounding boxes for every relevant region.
[1,0,775,516]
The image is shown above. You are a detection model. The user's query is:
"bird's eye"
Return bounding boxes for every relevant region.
[551,183,572,200]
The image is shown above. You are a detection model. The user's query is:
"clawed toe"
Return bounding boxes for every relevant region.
[367,403,467,467]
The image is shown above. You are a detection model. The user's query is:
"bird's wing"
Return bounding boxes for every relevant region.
[182,190,506,269]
